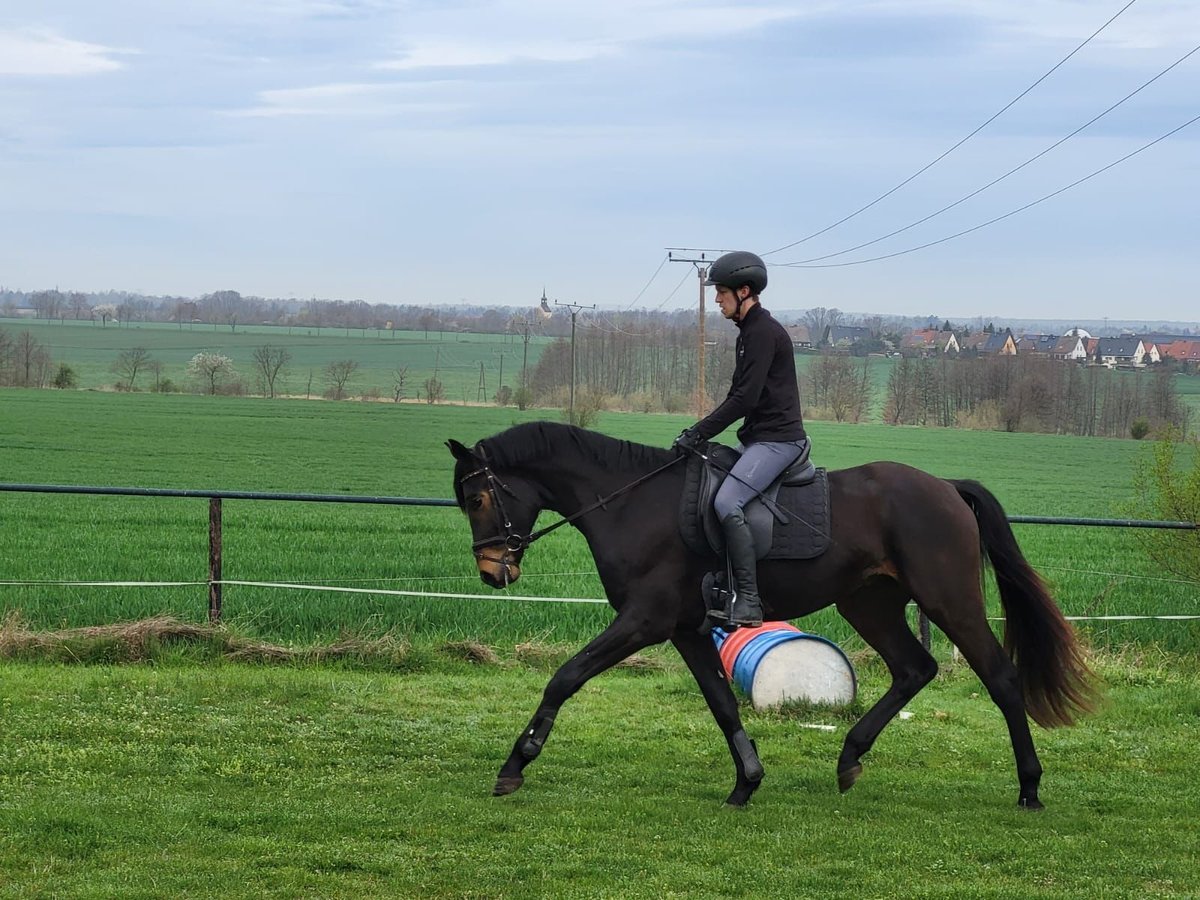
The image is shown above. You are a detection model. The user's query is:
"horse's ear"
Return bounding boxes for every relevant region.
[446,439,474,461]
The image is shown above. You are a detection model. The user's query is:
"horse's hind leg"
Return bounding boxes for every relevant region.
[836,583,938,793]
[493,612,666,797]
[671,629,763,807]
[918,591,1045,809]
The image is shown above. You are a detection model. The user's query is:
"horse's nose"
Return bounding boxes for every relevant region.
[478,560,520,588]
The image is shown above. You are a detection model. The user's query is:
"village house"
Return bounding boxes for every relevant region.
[1015,334,1058,356]
[820,324,875,348]
[785,324,813,350]
[1160,339,1200,369]
[900,328,959,356]
[1051,334,1089,361]
[962,329,1017,356]
[1092,336,1156,368]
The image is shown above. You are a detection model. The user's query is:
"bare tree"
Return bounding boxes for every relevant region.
[392,365,410,402]
[251,344,291,398]
[14,331,52,387]
[803,307,843,347]
[324,359,359,400]
[112,347,154,390]
[187,352,236,394]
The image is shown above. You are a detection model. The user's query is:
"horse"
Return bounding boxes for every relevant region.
[447,421,1094,809]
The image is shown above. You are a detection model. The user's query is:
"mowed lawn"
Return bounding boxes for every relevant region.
[1,656,1199,898]
[2,390,1200,896]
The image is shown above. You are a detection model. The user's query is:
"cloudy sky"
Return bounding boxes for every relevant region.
[2,1,1197,322]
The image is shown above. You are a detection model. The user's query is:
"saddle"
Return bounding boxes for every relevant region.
[679,442,831,561]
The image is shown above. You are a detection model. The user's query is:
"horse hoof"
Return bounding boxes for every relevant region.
[493,775,524,796]
[1018,796,1044,811]
[724,775,763,808]
[837,763,863,793]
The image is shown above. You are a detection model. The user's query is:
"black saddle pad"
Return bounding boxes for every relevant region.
[678,446,831,561]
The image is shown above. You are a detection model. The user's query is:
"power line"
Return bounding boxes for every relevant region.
[762,0,1143,257]
[623,254,670,310]
[778,109,1200,268]
[782,41,1200,266]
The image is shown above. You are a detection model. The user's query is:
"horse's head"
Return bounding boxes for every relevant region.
[447,438,539,588]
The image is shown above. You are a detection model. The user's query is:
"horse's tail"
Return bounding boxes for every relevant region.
[950,479,1096,728]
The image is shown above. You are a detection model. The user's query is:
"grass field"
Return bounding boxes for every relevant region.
[1,316,550,403]
[1,655,1198,897]
[2,389,1197,653]
[3,390,1200,897]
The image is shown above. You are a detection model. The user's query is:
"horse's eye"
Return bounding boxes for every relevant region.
[469,494,485,511]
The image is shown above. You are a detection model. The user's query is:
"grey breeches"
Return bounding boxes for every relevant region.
[714,439,808,522]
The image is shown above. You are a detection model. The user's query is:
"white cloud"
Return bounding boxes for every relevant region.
[375,2,805,71]
[227,81,466,117]
[0,28,129,76]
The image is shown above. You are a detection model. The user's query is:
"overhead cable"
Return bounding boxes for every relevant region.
[778,110,1200,268]
[783,41,1199,266]
[762,0,1143,256]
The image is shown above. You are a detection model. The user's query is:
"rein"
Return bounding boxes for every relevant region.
[463,449,686,555]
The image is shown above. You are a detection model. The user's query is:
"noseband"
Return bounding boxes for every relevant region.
[458,451,528,584]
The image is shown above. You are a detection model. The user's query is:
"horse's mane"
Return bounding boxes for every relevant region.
[477,421,674,473]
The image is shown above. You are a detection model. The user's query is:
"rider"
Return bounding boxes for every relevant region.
[673,251,808,628]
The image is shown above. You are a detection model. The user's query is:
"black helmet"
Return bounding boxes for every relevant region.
[704,251,767,296]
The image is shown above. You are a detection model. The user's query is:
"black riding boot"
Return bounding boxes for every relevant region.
[721,510,763,628]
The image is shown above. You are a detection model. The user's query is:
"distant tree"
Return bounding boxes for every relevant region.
[52,364,78,389]
[423,376,444,404]
[392,365,410,402]
[494,385,513,406]
[1130,429,1200,582]
[14,331,52,387]
[323,359,359,400]
[112,347,153,390]
[187,352,236,394]
[803,307,843,347]
[251,344,291,398]
[94,304,118,327]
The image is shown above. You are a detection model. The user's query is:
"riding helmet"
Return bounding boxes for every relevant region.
[704,251,768,296]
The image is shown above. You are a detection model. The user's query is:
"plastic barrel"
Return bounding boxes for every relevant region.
[713,622,857,709]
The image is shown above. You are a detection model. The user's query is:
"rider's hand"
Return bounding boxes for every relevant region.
[673,427,702,453]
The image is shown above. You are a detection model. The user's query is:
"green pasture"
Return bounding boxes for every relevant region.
[1,655,1198,898]
[3,388,1200,898]
[1,316,548,402]
[1,389,1196,653]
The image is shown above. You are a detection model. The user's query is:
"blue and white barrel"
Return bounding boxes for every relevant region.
[713,622,857,709]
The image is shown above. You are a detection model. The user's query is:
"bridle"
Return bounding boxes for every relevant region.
[458,444,685,583]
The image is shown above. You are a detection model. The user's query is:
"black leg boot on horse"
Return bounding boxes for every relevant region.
[721,509,763,629]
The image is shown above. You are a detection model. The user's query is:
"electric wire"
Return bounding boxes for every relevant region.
[779,109,1200,269]
[781,41,1199,266]
[762,0,1143,256]
[624,254,670,310]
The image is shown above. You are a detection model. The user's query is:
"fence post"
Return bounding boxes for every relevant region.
[208,497,222,623]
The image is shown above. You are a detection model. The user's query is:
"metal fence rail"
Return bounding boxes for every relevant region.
[2,482,1196,627]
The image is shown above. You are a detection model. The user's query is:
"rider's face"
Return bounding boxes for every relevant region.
[714,285,748,320]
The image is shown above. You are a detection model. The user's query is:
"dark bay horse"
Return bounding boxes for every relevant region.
[447,421,1093,809]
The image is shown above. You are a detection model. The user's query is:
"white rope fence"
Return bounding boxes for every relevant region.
[3,578,1197,621]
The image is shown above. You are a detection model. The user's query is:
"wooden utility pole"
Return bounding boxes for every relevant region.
[542,297,596,425]
[667,249,716,418]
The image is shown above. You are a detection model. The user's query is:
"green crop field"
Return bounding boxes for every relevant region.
[1,316,550,403]
[2,389,1196,652]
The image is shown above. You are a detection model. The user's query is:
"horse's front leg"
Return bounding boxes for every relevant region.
[494,613,663,797]
[671,629,764,807]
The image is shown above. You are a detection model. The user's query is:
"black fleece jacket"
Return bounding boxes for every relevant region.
[693,303,806,445]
